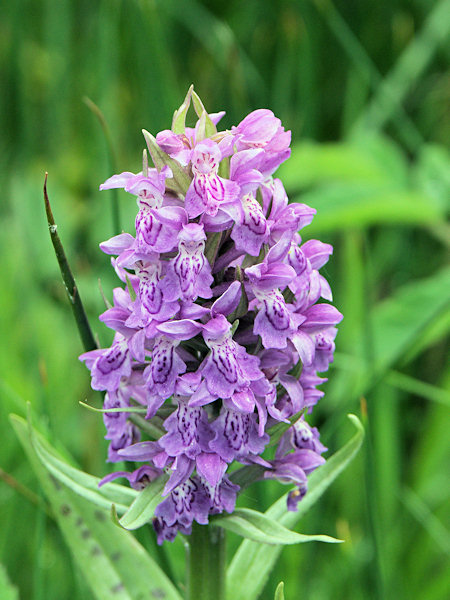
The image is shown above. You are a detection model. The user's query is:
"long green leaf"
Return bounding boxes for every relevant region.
[226,414,364,600]
[119,477,167,530]
[15,414,137,515]
[213,508,340,545]
[11,415,182,600]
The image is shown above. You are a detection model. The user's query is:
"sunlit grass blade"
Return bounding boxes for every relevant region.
[401,487,450,555]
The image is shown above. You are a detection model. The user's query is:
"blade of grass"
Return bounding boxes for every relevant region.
[401,487,450,555]
[43,173,97,352]
[354,0,450,136]
[313,0,423,151]
[83,96,121,235]
[158,0,265,102]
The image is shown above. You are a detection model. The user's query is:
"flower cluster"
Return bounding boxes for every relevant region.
[80,88,342,543]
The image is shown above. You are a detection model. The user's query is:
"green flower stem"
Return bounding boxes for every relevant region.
[187,523,226,600]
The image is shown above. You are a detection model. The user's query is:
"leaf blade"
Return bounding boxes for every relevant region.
[226,414,364,600]
[119,477,167,530]
[213,508,341,545]
[10,414,182,600]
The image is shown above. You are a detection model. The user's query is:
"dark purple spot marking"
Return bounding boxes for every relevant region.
[136,210,162,248]
[177,404,200,446]
[98,344,127,375]
[264,298,290,331]
[152,343,174,385]
[224,412,249,451]
[212,343,238,384]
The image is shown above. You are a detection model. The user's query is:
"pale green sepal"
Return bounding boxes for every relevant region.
[204,231,222,267]
[228,271,249,322]
[12,414,137,515]
[230,320,240,336]
[226,414,364,600]
[196,110,217,142]
[118,476,168,530]
[218,156,230,179]
[11,415,182,600]
[274,582,285,600]
[142,129,191,195]
[191,89,207,118]
[172,84,193,134]
[213,508,341,545]
[125,274,136,301]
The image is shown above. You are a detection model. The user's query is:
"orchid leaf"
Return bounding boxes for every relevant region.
[191,89,207,118]
[10,414,182,600]
[118,477,168,530]
[12,413,137,515]
[196,110,217,142]
[226,414,364,600]
[142,129,191,195]
[213,508,341,545]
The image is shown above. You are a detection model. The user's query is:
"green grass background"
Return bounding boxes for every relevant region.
[1,0,449,598]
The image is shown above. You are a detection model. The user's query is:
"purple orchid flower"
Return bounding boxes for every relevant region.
[160,223,213,302]
[185,140,240,217]
[81,93,343,542]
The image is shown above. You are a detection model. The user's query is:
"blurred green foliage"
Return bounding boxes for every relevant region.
[1,1,449,599]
